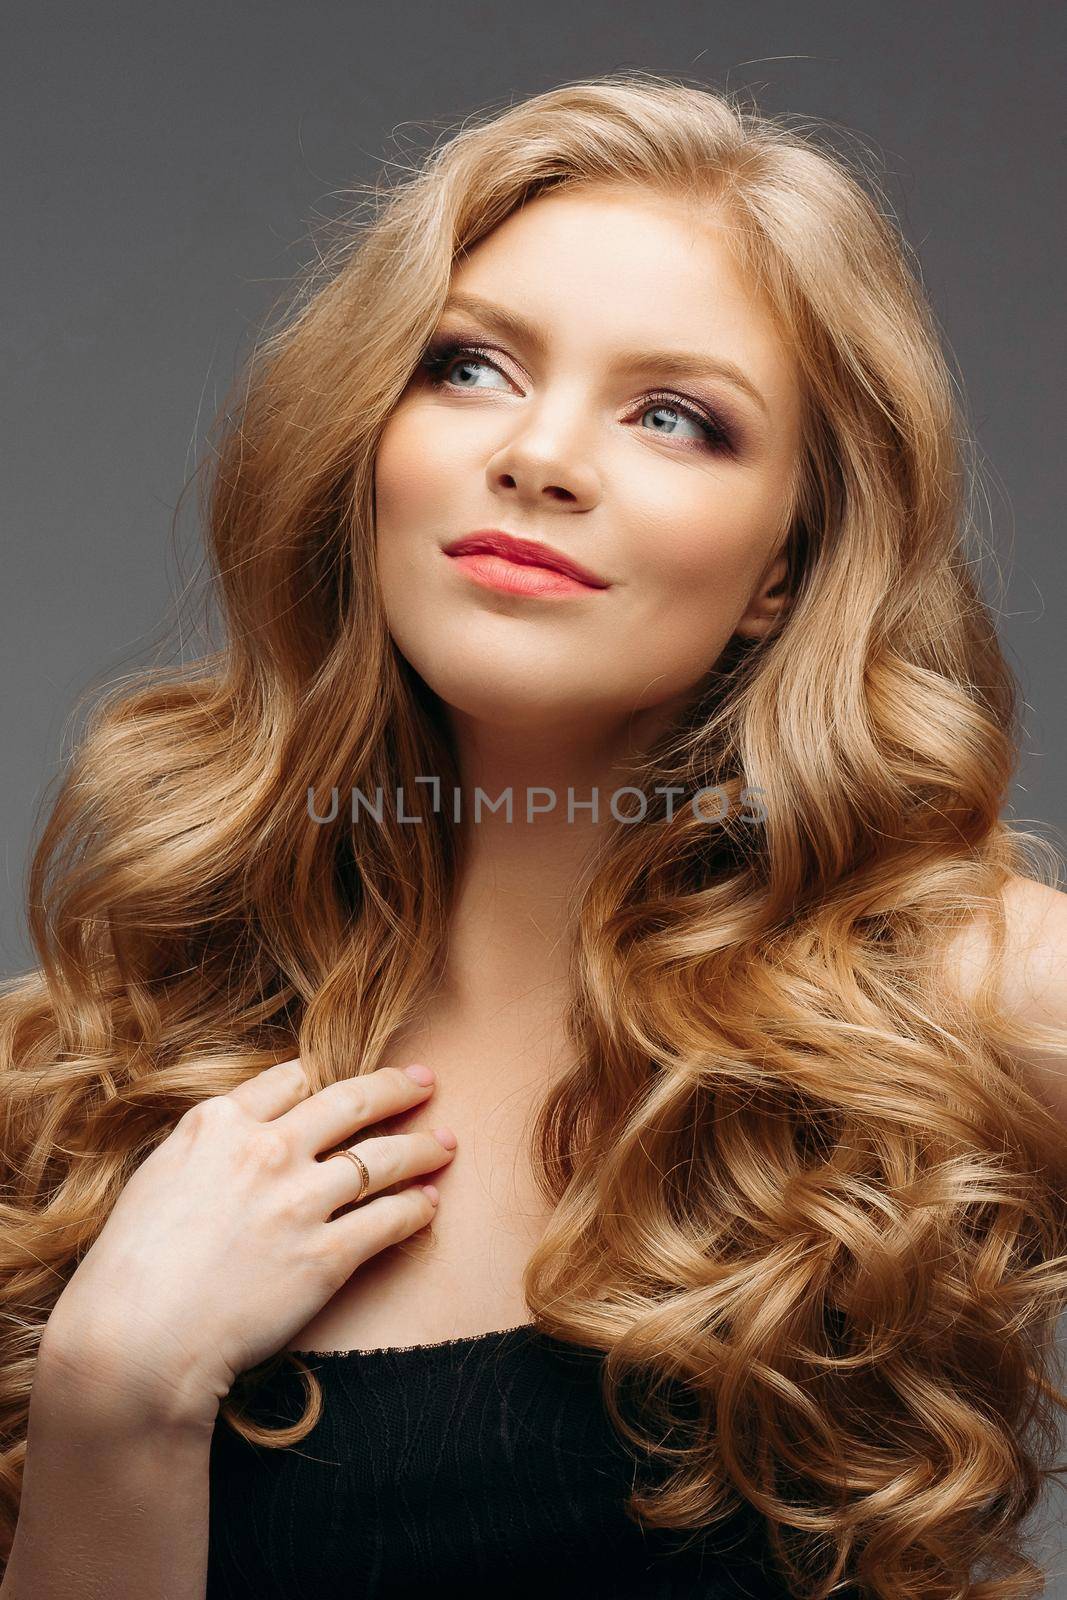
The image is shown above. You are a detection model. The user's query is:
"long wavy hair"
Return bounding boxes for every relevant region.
[3,69,1067,1600]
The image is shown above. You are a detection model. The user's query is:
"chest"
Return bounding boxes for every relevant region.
[284,1019,572,1353]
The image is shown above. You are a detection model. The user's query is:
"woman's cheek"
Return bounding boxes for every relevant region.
[648,513,761,601]
[375,409,433,528]
[377,398,460,501]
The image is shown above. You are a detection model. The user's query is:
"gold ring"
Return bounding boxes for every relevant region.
[328,1145,370,1202]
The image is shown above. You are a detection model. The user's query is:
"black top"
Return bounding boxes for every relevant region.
[206,1322,799,1599]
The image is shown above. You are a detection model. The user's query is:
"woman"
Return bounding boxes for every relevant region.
[3,70,1067,1600]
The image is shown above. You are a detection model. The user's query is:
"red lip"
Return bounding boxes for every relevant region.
[442,530,609,589]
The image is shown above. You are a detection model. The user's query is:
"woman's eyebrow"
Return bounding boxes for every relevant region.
[439,290,770,418]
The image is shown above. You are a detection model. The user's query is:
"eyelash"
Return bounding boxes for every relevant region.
[418,335,738,455]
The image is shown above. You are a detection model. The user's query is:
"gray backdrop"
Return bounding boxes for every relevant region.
[3,0,1065,1584]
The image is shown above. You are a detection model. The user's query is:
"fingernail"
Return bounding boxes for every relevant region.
[421,1184,440,1204]
[433,1126,457,1150]
[405,1064,435,1085]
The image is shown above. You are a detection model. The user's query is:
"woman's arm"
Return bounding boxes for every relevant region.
[0,1336,215,1600]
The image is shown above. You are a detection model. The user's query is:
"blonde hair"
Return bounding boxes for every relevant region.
[3,69,1067,1599]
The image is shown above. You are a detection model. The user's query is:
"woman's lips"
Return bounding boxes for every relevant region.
[442,529,609,587]
[444,550,606,598]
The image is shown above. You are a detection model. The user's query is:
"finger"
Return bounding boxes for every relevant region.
[283,1066,431,1157]
[316,1130,451,1218]
[326,1184,439,1264]
[227,1057,309,1121]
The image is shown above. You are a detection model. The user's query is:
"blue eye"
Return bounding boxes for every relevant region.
[424,348,509,391]
[639,401,714,445]
[418,336,737,454]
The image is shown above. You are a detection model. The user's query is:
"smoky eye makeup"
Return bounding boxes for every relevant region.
[416,326,750,457]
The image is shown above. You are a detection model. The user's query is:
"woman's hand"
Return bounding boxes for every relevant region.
[39,1058,457,1431]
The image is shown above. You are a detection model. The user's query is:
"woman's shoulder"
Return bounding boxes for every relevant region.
[943,872,1067,1124]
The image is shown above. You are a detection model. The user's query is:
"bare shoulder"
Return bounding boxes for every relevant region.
[943,873,1067,1122]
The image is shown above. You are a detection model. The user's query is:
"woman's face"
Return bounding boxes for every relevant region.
[374,184,802,740]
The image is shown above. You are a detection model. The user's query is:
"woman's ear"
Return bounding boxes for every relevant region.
[733,553,791,642]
